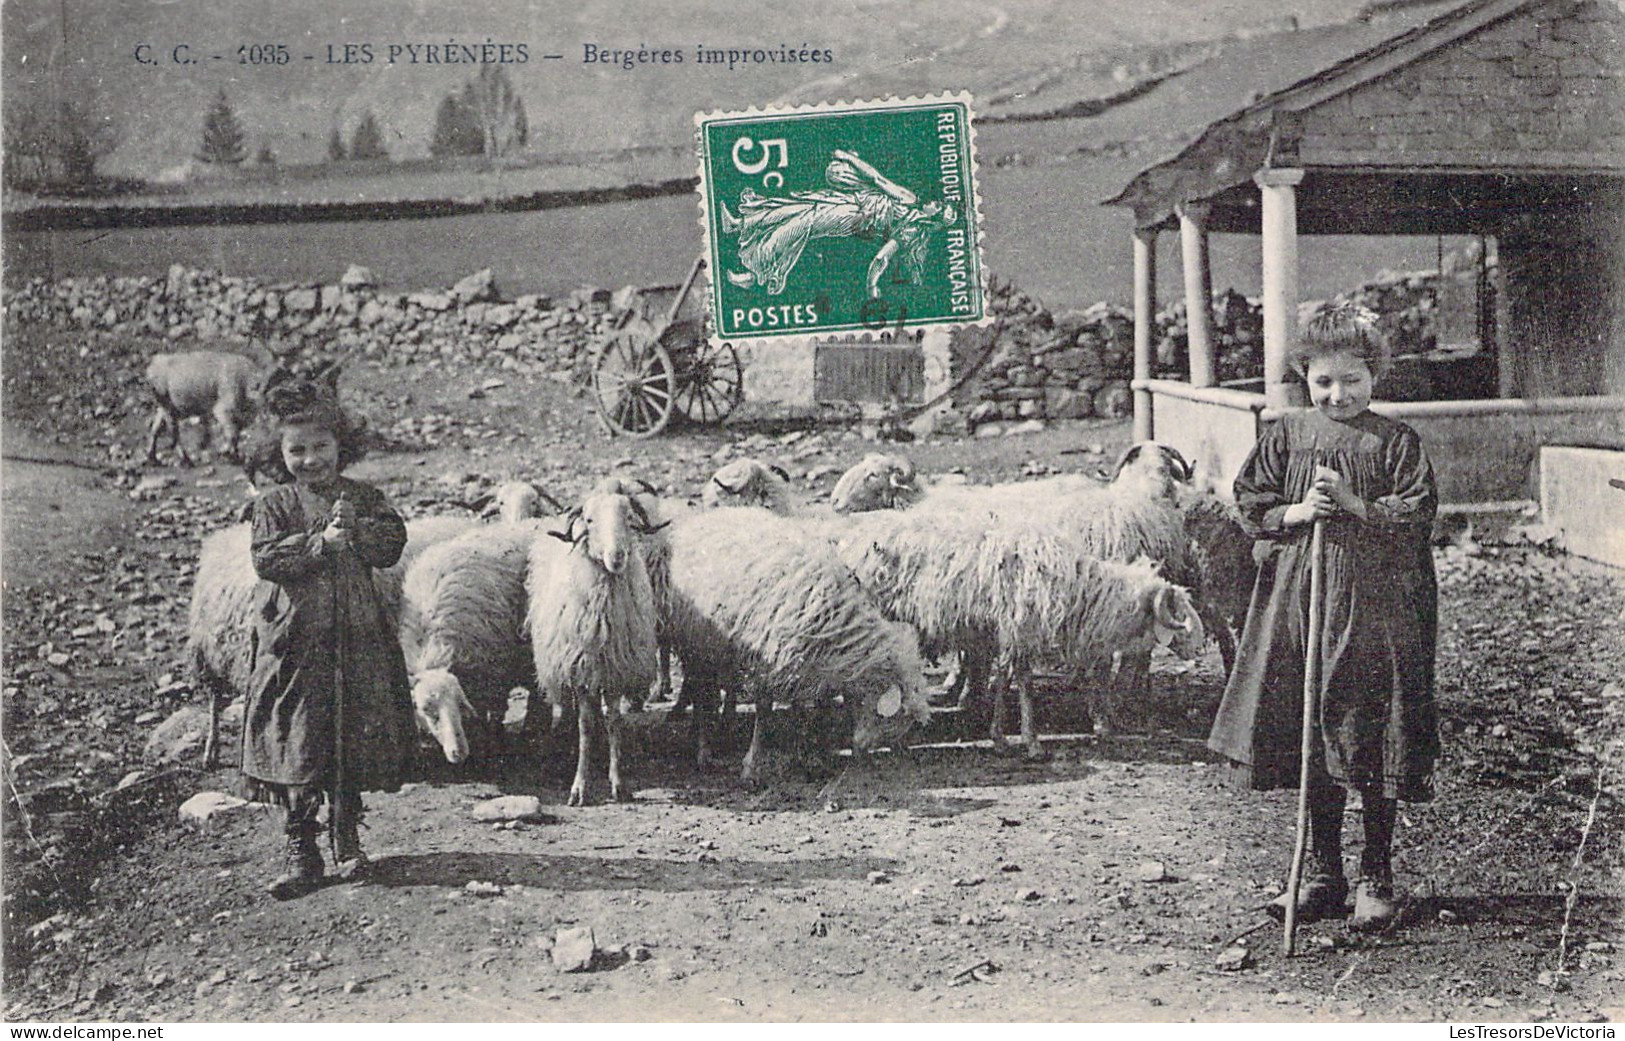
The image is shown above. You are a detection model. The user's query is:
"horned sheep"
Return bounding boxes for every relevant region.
[527,487,665,806]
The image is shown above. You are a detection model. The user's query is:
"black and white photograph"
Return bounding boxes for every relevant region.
[1,0,1621,1025]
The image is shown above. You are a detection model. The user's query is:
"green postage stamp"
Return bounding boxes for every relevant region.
[696,93,987,343]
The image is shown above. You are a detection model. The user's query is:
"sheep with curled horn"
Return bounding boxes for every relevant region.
[702,458,796,514]
[527,486,666,805]
[465,480,565,523]
[823,506,1205,757]
[640,506,932,782]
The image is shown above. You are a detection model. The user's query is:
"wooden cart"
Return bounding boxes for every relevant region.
[592,257,744,438]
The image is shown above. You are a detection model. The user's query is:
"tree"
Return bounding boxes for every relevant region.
[195,90,246,166]
[430,66,530,163]
[3,86,120,189]
[327,126,346,162]
[428,94,483,158]
[255,143,277,166]
[349,110,388,160]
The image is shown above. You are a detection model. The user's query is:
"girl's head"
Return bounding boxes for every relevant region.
[244,370,366,485]
[1292,303,1389,421]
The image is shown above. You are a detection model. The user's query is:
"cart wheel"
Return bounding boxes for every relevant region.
[673,340,744,426]
[594,321,676,438]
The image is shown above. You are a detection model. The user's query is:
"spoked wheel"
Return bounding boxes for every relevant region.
[672,339,745,426]
[593,320,676,438]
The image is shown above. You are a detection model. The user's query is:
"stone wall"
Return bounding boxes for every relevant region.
[5,261,1502,426]
[2,264,626,384]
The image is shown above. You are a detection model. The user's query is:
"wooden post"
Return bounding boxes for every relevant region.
[1133,226,1158,441]
[1178,201,1216,388]
[1257,168,1306,409]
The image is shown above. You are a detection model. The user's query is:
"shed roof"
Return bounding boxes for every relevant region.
[1106,0,1625,226]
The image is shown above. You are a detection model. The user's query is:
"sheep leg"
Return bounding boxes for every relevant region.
[568,694,597,807]
[201,678,222,769]
[145,408,174,464]
[604,694,631,803]
[214,404,241,462]
[1014,661,1045,760]
[989,664,1011,752]
[656,644,675,705]
[1215,619,1238,680]
[687,672,719,768]
[740,699,769,786]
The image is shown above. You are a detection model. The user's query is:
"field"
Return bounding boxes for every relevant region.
[0,321,1621,1022]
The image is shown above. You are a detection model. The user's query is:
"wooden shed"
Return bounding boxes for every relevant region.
[1106,0,1624,558]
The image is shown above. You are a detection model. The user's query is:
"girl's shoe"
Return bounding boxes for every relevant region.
[268,827,325,899]
[1266,872,1349,923]
[1349,877,1398,932]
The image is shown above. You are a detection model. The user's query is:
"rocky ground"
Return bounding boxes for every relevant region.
[2,323,1622,1023]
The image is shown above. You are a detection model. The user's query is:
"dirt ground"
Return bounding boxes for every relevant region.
[2,325,1622,1023]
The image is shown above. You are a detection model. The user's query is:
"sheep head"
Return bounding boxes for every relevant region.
[549,490,666,574]
[472,480,560,522]
[703,458,793,513]
[1144,584,1207,660]
[412,669,476,764]
[1109,442,1195,503]
[830,453,920,513]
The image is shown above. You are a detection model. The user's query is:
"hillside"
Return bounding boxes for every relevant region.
[6,0,1407,179]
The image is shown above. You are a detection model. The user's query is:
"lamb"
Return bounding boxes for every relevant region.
[527,487,665,805]
[643,507,933,782]
[702,459,794,513]
[398,519,545,765]
[145,351,261,466]
[827,507,1205,756]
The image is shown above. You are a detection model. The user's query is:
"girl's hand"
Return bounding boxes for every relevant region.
[1313,468,1368,519]
[323,499,354,549]
[1284,490,1336,526]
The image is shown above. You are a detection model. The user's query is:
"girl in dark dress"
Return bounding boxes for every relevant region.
[1208,304,1438,932]
[239,373,414,899]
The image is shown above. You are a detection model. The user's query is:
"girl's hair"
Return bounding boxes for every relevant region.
[1291,302,1392,379]
[242,370,368,484]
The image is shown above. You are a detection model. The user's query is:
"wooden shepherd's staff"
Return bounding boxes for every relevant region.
[1283,516,1327,956]
[330,494,351,872]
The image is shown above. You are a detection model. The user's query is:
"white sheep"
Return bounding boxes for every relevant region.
[829,453,924,513]
[145,351,261,466]
[827,443,1197,732]
[190,484,553,767]
[188,524,258,768]
[644,507,933,782]
[398,519,544,765]
[468,480,562,523]
[828,507,1205,756]
[702,458,795,513]
[527,487,664,805]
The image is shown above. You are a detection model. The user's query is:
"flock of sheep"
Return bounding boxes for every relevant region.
[185,437,1258,804]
